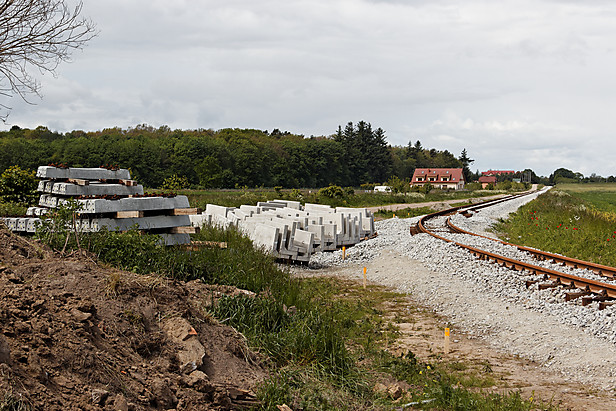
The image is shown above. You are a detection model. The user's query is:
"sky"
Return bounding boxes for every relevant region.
[2,0,616,178]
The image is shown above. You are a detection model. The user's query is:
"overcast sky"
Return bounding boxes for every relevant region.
[2,0,616,177]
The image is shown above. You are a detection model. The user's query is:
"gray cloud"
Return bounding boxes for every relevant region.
[2,0,616,176]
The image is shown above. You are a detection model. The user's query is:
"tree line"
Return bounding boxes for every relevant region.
[0,122,472,189]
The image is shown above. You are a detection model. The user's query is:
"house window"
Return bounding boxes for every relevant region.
[428,177,436,181]
[417,177,424,182]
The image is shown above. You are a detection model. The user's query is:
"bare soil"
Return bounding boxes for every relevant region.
[0,227,266,410]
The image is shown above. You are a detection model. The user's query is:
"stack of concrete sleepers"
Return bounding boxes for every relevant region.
[1,166,195,245]
[189,199,375,262]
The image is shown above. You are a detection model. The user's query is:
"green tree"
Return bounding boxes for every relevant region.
[458,149,474,183]
[195,156,223,188]
[549,168,578,184]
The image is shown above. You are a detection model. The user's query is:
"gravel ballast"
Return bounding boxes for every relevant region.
[302,188,616,392]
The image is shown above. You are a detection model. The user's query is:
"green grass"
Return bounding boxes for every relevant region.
[494,189,616,266]
[0,201,27,217]
[557,183,616,214]
[32,208,555,410]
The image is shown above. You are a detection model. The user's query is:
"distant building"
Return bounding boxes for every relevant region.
[478,175,497,188]
[481,170,515,176]
[410,168,465,190]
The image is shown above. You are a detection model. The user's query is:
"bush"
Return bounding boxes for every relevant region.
[318,185,345,199]
[160,174,189,190]
[421,183,434,194]
[0,166,38,206]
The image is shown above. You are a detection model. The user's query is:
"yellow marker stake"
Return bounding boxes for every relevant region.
[444,328,450,355]
[342,246,346,261]
[393,213,396,218]
[363,267,367,289]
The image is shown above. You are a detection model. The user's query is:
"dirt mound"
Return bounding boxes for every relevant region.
[0,228,266,410]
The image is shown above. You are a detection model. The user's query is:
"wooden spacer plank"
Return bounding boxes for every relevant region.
[169,226,198,234]
[115,210,144,218]
[67,178,89,186]
[191,240,227,248]
[170,208,200,216]
[119,179,138,186]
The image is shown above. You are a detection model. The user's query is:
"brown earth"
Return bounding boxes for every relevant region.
[0,227,266,410]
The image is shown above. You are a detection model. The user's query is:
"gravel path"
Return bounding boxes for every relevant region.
[301,188,616,392]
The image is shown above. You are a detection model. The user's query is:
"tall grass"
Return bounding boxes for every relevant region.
[495,189,616,266]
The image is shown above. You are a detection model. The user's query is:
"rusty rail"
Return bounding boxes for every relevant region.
[414,192,616,306]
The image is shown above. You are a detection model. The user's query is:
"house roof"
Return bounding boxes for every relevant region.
[481,170,515,176]
[411,168,464,183]
[478,176,497,183]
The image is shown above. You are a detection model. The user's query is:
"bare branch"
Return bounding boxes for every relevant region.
[0,0,97,121]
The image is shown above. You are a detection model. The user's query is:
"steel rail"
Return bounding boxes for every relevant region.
[446,219,616,279]
[415,192,616,304]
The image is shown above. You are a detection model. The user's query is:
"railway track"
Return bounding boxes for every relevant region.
[413,191,616,309]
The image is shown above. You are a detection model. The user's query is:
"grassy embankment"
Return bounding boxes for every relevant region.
[24,212,551,411]
[494,184,616,267]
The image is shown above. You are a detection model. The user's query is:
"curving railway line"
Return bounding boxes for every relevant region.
[413,191,616,309]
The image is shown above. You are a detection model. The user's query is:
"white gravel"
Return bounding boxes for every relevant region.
[304,187,616,392]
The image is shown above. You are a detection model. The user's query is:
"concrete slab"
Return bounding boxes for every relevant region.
[239,205,260,215]
[36,166,131,180]
[50,182,144,196]
[292,229,314,254]
[269,199,301,209]
[189,214,210,228]
[80,196,190,213]
[205,204,233,218]
[89,215,191,232]
[251,224,279,252]
[26,218,42,233]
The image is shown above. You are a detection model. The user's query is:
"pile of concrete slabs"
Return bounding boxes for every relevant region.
[1,166,196,245]
[189,199,376,262]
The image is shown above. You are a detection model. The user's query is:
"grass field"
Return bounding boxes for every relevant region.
[556,183,616,214]
[495,185,616,266]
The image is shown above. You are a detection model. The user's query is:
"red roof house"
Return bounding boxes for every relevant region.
[478,175,497,188]
[410,168,465,190]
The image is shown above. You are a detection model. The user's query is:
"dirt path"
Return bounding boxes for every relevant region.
[294,251,616,411]
[366,193,508,213]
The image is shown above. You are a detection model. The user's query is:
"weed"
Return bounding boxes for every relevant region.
[105,272,123,298]
[0,391,32,411]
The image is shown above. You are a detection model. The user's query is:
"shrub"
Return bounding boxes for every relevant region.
[318,185,345,199]
[160,174,189,190]
[0,165,38,206]
[421,183,434,194]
